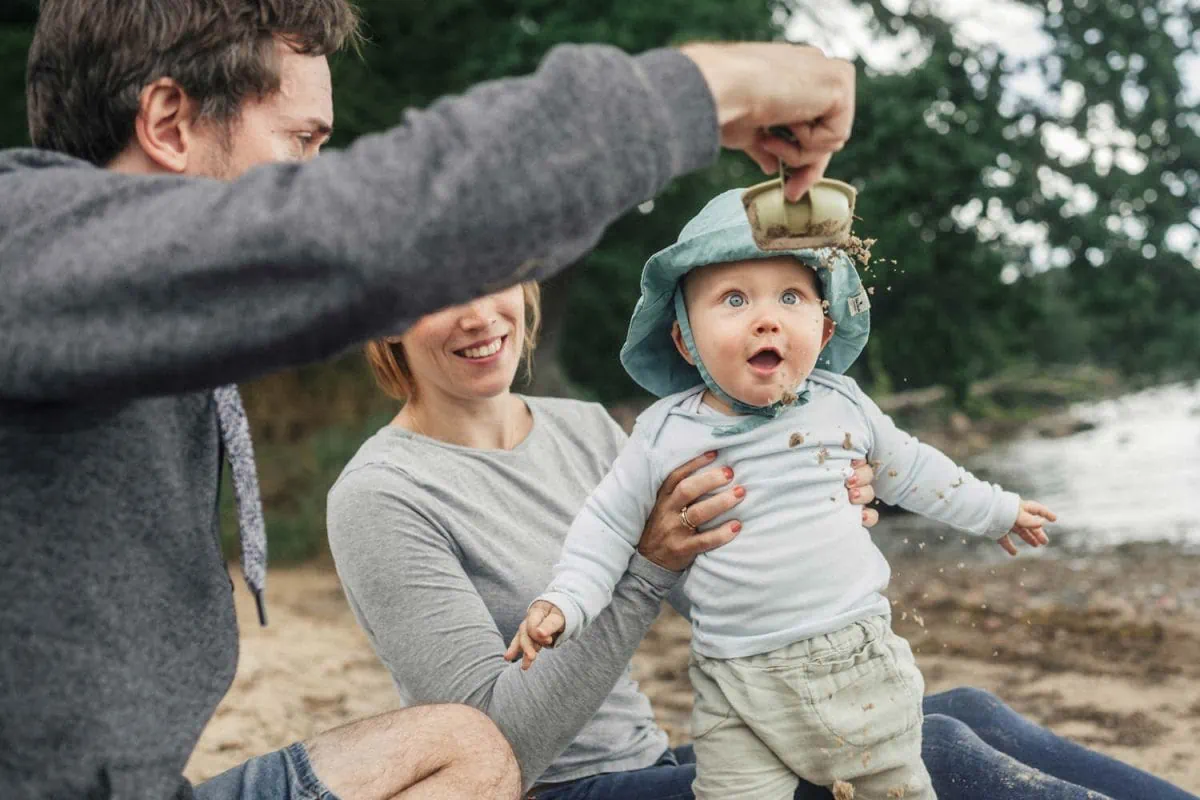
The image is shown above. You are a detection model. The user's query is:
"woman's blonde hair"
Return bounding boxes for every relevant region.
[365,282,542,402]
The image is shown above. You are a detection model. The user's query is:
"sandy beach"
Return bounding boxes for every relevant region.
[187,548,1200,793]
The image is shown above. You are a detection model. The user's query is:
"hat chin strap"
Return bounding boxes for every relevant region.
[673,290,809,437]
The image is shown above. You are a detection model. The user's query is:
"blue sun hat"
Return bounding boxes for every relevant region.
[619,187,872,432]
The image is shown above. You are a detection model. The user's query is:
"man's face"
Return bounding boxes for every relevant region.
[674,256,835,409]
[191,39,334,179]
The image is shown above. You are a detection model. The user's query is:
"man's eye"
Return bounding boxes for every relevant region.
[781,290,800,305]
[724,293,746,308]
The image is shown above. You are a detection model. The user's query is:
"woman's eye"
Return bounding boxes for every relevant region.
[724,293,746,308]
[781,290,800,305]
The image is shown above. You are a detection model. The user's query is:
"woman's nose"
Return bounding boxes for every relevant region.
[459,301,495,329]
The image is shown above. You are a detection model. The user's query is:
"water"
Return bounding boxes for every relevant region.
[871,381,1200,560]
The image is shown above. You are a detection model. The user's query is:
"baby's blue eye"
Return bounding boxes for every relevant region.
[724,293,746,308]
[781,290,800,305]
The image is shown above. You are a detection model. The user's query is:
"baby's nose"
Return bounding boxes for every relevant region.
[754,317,781,335]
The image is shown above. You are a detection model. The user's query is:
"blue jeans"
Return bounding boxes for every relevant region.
[530,688,1197,800]
[193,741,340,800]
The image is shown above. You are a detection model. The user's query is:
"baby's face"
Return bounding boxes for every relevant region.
[676,256,834,408]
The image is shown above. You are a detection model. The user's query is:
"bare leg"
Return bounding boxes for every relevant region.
[305,704,521,800]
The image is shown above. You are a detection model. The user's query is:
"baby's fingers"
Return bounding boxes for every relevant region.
[1020,500,1058,523]
[533,608,566,647]
[1016,526,1048,547]
[996,533,1019,556]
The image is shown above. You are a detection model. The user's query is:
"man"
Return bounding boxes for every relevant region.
[0,0,856,797]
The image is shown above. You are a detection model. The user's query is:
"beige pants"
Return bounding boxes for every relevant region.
[689,615,934,800]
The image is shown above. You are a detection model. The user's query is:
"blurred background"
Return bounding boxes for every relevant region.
[1,0,1196,562]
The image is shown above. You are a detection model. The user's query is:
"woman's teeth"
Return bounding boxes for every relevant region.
[461,338,503,359]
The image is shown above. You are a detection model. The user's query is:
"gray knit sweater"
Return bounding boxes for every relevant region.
[0,45,718,799]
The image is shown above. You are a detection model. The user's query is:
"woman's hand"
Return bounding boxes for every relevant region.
[848,458,879,528]
[636,451,745,572]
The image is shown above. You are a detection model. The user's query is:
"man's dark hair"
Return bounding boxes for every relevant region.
[26,0,362,165]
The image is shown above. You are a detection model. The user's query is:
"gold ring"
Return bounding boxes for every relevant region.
[679,505,698,531]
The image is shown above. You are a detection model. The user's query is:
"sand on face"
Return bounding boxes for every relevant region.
[188,554,1200,794]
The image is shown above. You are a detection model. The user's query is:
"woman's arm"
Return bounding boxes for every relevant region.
[327,463,677,789]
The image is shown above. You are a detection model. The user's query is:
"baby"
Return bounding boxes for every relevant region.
[508,188,1055,800]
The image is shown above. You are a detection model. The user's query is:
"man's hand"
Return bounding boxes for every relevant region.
[505,600,566,671]
[680,42,856,201]
[997,499,1056,556]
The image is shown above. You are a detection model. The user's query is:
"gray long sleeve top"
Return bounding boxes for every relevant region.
[326,397,685,790]
[0,45,717,799]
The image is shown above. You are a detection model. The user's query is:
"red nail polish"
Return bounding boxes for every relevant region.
[734,486,746,498]
[723,466,734,480]
[850,488,860,499]
[731,522,742,533]
[706,451,718,460]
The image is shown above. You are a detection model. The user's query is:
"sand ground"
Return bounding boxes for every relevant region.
[186,549,1200,794]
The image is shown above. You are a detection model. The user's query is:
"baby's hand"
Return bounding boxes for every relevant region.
[504,600,566,671]
[997,499,1057,556]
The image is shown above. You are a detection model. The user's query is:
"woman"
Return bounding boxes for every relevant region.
[326,282,1194,800]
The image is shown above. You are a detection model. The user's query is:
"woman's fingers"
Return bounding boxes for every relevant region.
[681,483,746,529]
[682,520,744,559]
[847,459,875,490]
[671,463,736,508]
[848,483,875,506]
[659,450,718,499]
[861,507,879,528]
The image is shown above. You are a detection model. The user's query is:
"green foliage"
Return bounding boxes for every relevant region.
[3,0,1197,560]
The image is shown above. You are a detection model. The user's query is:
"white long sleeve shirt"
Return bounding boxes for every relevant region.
[539,370,1021,659]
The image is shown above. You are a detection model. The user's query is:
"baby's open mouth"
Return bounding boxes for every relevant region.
[747,347,783,369]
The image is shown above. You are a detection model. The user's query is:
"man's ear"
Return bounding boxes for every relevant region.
[821,317,836,349]
[132,78,202,174]
[670,320,695,365]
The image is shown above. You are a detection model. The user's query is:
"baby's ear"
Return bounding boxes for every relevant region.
[821,317,836,349]
[670,321,695,365]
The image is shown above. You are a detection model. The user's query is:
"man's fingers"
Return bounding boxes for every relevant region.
[660,451,719,499]
[861,507,879,528]
[997,533,1018,556]
[791,119,849,153]
[759,134,829,168]
[745,142,780,175]
[782,157,830,201]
